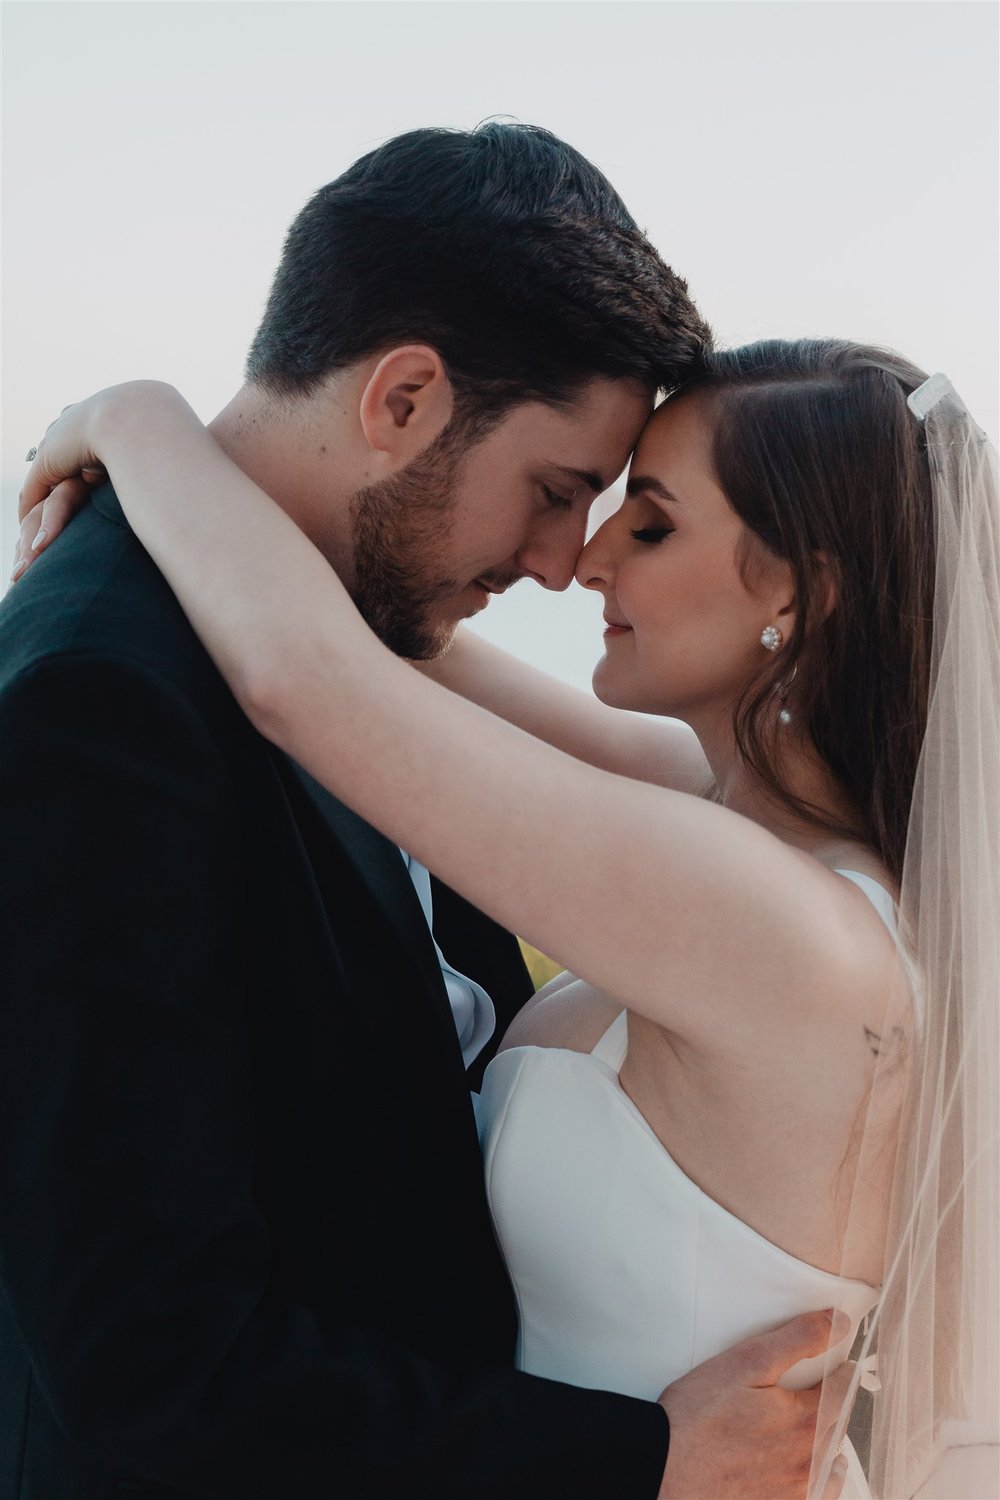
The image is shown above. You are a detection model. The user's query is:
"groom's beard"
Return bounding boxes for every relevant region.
[349,430,469,660]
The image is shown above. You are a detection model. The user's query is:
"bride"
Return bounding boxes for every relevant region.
[17,338,998,1499]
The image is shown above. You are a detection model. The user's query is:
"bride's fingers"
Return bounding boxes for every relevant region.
[18,427,105,522]
[30,476,92,554]
[10,478,91,582]
[10,503,42,582]
[19,445,55,521]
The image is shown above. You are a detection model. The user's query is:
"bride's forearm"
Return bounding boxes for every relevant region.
[416,630,642,770]
[414,630,599,740]
[88,382,354,712]
[419,629,708,792]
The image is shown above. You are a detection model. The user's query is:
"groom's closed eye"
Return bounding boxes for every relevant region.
[549,464,607,497]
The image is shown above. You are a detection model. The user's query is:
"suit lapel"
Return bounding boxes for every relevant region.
[279,757,465,1059]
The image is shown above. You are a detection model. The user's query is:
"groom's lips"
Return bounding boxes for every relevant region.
[459,573,520,617]
[476,574,519,594]
[464,579,499,614]
[472,578,516,602]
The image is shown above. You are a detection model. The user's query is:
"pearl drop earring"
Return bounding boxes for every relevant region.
[777,664,798,726]
[760,625,783,651]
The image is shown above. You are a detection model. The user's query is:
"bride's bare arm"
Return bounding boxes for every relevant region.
[15,420,707,795]
[418,632,710,792]
[21,384,876,1053]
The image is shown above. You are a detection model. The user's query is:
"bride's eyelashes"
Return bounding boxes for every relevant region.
[629,525,675,544]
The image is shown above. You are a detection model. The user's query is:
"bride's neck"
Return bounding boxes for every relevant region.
[698,716,859,854]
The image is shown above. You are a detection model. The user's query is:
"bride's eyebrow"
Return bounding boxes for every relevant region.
[626,474,683,505]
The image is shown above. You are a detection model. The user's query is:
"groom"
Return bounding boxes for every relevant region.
[1,124,844,1499]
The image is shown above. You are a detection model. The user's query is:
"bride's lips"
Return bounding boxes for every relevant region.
[603,614,633,638]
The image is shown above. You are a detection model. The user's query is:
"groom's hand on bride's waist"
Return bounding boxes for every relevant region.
[656,1309,854,1500]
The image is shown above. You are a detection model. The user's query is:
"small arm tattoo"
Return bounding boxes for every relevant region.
[864,1024,906,1058]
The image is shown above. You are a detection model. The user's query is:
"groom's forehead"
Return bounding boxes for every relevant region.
[481,382,651,480]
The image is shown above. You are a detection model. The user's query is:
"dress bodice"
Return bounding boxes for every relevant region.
[476,870,889,1403]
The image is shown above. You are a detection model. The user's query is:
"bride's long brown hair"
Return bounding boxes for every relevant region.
[679,339,935,880]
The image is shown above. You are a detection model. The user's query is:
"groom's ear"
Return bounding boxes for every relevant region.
[359,345,454,468]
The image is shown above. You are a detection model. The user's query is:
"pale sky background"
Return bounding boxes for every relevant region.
[3,0,997,689]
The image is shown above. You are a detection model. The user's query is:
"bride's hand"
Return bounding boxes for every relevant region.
[12,384,171,583]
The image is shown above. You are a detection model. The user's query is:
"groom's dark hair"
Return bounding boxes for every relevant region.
[246,121,711,427]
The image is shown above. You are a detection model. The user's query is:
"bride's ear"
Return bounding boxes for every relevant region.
[810,550,839,625]
[769,551,838,639]
[358,346,454,469]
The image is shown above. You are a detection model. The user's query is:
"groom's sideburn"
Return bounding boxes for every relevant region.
[0,485,669,1498]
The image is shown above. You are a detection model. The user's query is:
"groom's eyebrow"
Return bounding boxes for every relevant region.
[551,464,606,494]
[626,475,682,505]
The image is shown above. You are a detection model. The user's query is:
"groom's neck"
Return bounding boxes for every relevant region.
[207,382,360,586]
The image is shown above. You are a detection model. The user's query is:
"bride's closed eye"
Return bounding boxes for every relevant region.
[629,525,675,544]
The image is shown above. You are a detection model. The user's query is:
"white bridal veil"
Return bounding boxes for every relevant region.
[811,375,1000,1499]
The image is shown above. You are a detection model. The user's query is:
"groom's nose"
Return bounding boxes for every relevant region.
[515,509,590,591]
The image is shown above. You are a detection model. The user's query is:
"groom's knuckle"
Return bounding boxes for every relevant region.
[734,1335,765,1373]
[793,1310,825,1347]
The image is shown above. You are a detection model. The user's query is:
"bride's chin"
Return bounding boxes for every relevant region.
[591,660,634,710]
[592,660,680,719]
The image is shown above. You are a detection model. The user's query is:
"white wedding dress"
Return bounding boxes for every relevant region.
[477,871,892,1499]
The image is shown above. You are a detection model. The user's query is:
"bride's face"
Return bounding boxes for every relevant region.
[577,393,794,721]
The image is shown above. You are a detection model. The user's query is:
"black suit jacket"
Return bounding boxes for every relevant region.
[0,488,668,1499]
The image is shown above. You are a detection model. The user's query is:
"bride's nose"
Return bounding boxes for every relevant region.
[576,514,617,593]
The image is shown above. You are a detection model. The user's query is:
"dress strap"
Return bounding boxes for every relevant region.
[591,1010,629,1071]
[833,868,897,934]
